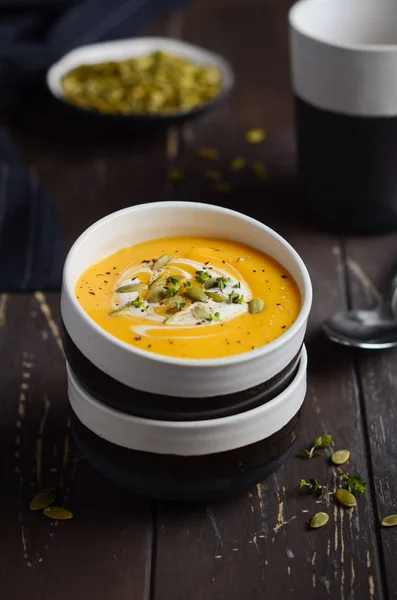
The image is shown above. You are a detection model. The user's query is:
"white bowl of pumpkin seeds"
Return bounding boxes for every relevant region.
[46,37,235,123]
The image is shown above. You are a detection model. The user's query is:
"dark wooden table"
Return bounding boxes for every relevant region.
[1,1,397,598]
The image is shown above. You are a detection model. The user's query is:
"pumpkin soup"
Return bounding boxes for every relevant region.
[75,236,300,359]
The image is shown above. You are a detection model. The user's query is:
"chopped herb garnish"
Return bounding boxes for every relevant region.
[131,296,144,308]
[298,478,325,496]
[338,470,367,496]
[233,282,241,289]
[217,276,232,290]
[227,290,244,304]
[207,312,221,322]
[300,434,333,459]
[185,280,192,287]
[164,276,181,297]
[195,271,211,284]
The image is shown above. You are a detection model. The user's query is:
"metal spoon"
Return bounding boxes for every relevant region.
[322,271,397,349]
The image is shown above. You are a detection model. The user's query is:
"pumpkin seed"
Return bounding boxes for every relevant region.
[43,506,73,520]
[163,312,179,324]
[30,488,57,511]
[310,512,329,529]
[110,304,130,316]
[381,514,397,527]
[149,272,168,289]
[245,128,265,143]
[331,449,350,465]
[192,305,209,320]
[115,283,146,293]
[153,254,170,270]
[248,297,264,314]
[166,294,185,306]
[335,488,356,507]
[146,286,167,303]
[205,291,227,302]
[185,287,208,303]
[203,277,218,289]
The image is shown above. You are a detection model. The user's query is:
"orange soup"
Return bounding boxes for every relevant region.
[75,236,301,359]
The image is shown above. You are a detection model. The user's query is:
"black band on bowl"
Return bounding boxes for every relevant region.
[62,320,302,421]
[71,408,302,502]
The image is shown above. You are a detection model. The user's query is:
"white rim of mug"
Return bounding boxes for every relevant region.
[63,201,312,368]
[289,0,397,53]
[67,346,308,455]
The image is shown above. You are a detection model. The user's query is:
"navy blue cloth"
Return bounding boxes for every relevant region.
[0,0,187,291]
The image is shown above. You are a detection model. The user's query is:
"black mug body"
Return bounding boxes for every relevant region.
[289,0,397,235]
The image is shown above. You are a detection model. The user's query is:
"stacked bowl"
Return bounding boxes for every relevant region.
[61,202,312,501]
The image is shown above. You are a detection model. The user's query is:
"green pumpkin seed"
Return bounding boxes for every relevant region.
[381,514,397,527]
[335,488,356,507]
[153,254,170,270]
[203,277,218,289]
[116,283,146,293]
[185,287,208,303]
[43,506,74,520]
[110,304,130,316]
[248,297,264,314]
[146,286,167,303]
[149,272,168,289]
[192,305,209,320]
[30,488,57,511]
[310,512,329,529]
[205,291,227,302]
[163,313,179,324]
[166,294,185,306]
[331,449,350,465]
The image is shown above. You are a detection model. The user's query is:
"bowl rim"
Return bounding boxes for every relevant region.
[46,36,235,120]
[62,201,312,368]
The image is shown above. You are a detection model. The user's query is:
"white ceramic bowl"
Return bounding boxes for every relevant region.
[61,201,312,398]
[46,37,234,122]
[67,346,307,456]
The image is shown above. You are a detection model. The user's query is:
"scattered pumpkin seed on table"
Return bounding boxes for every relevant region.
[169,168,183,180]
[252,161,267,180]
[230,157,246,170]
[43,506,74,520]
[30,488,57,511]
[245,128,266,143]
[203,169,221,181]
[331,449,350,465]
[381,515,397,527]
[196,147,219,160]
[335,488,357,507]
[61,51,223,115]
[310,512,329,529]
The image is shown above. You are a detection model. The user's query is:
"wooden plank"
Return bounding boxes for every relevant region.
[153,0,384,598]
[344,234,397,598]
[0,292,153,600]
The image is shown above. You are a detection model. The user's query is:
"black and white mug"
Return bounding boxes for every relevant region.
[289,0,397,234]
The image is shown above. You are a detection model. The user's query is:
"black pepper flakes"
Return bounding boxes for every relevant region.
[262,269,265,272]
[253,270,256,273]
[148,344,152,348]
[134,336,142,341]
[282,325,286,329]
[222,260,226,264]
[113,267,117,269]
[142,260,151,264]
[205,261,210,265]
[281,275,288,279]
[89,292,95,295]
[104,280,108,284]
[106,271,111,275]
[276,303,281,306]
